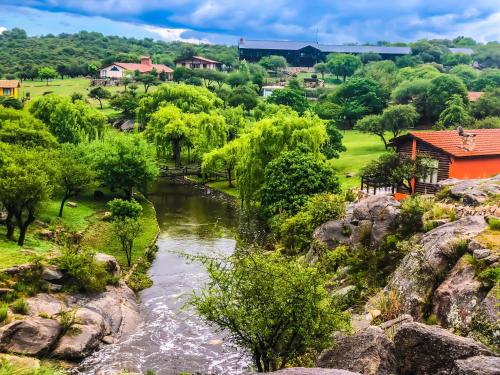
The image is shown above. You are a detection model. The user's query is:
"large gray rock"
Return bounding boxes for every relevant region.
[0,317,62,355]
[387,216,487,318]
[271,369,361,375]
[468,284,500,348]
[394,322,494,375]
[431,256,488,330]
[27,293,66,318]
[41,265,63,282]
[452,355,500,375]
[94,253,121,276]
[439,174,500,206]
[52,308,107,359]
[317,326,396,375]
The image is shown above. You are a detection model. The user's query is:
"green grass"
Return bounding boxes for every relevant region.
[207,181,239,198]
[37,198,97,231]
[331,130,388,189]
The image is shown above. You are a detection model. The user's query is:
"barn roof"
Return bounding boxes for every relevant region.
[238,40,473,55]
[0,80,20,88]
[391,130,500,158]
[112,62,173,73]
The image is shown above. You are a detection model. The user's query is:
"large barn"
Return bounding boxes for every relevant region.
[238,39,473,67]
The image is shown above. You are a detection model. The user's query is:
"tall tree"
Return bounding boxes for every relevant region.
[38,66,57,85]
[313,62,329,80]
[327,54,362,81]
[88,86,111,109]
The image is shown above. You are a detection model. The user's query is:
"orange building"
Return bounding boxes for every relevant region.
[391,129,500,195]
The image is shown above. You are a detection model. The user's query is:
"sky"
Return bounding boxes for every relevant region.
[0,1,499,45]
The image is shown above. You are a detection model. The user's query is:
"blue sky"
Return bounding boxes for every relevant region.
[0,1,499,45]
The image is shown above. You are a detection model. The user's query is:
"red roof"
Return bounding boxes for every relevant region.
[467,91,484,102]
[0,80,20,88]
[113,62,173,73]
[175,56,220,64]
[408,130,500,158]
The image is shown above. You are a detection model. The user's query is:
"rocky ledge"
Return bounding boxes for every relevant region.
[0,254,141,362]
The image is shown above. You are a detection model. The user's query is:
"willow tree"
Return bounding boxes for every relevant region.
[236,112,327,207]
[192,111,228,161]
[202,140,241,186]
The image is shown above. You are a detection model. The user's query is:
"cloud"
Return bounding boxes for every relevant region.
[1,1,499,44]
[0,26,6,34]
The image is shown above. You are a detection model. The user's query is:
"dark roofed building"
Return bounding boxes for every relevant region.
[238,38,474,67]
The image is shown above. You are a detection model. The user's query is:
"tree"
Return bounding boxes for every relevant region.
[108,198,143,219]
[391,79,431,120]
[313,62,329,80]
[470,69,500,91]
[202,140,240,186]
[196,69,226,89]
[88,133,159,199]
[88,87,111,109]
[354,114,386,147]
[0,108,57,148]
[322,121,346,159]
[267,88,309,114]
[327,54,362,81]
[38,66,57,85]
[258,55,287,75]
[442,53,472,67]
[226,71,250,88]
[109,91,139,119]
[396,64,441,82]
[427,75,468,119]
[359,52,382,64]
[259,149,340,216]
[135,72,160,93]
[189,251,350,372]
[113,217,142,267]
[472,43,500,68]
[56,144,95,217]
[227,85,258,110]
[410,40,448,63]
[449,65,479,88]
[0,96,22,110]
[435,95,472,129]
[357,60,398,93]
[471,88,500,119]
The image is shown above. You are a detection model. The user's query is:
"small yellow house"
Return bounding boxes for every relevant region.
[0,80,20,98]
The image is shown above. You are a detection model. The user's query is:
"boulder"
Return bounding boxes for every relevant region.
[452,356,500,375]
[317,326,396,375]
[439,175,500,206]
[313,220,353,250]
[387,216,487,318]
[66,201,77,208]
[379,314,413,338]
[94,253,121,275]
[0,354,40,370]
[270,369,362,375]
[52,308,107,359]
[394,322,494,375]
[431,256,487,330]
[41,265,63,282]
[26,293,66,318]
[0,317,62,355]
[468,284,500,347]
[472,249,491,260]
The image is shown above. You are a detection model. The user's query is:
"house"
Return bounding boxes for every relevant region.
[390,129,500,196]
[0,80,20,98]
[467,91,484,102]
[238,38,474,67]
[175,56,220,70]
[100,56,173,80]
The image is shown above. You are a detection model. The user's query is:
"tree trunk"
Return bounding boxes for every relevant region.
[16,210,35,246]
[173,141,182,168]
[59,194,69,218]
[98,99,103,109]
[227,168,233,187]
[5,209,15,241]
[254,351,263,373]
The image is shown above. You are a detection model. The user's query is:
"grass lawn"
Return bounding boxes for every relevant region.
[206,180,239,198]
[330,130,388,189]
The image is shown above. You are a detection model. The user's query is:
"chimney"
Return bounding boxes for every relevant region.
[239,37,244,45]
[140,56,152,66]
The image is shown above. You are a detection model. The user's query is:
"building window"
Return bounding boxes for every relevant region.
[203,64,207,68]
[2,88,11,96]
[110,66,120,71]
[421,159,439,184]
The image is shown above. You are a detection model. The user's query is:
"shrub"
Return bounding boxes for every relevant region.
[478,267,500,287]
[0,304,8,322]
[488,217,500,231]
[108,198,143,219]
[369,291,402,324]
[399,196,426,236]
[54,247,109,293]
[11,298,29,315]
[58,309,76,335]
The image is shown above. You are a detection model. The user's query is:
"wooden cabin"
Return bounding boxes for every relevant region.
[175,56,220,70]
[389,130,500,196]
[0,80,20,98]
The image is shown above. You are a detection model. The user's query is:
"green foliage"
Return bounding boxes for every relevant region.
[442,53,472,67]
[126,257,154,292]
[321,121,346,159]
[58,308,76,335]
[449,65,479,88]
[88,86,112,109]
[396,64,441,82]
[478,267,500,287]
[470,116,500,129]
[327,53,362,81]
[87,132,159,199]
[359,52,382,64]
[38,66,57,85]
[391,79,431,119]
[11,298,29,315]
[471,89,500,119]
[399,196,426,235]
[189,251,351,372]
[108,198,143,219]
[227,85,258,110]
[267,87,309,114]
[279,193,345,254]
[357,60,399,93]
[472,44,500,68]
[259,55,287,73]
[113,217,142,267]
[201,140,240,186]
[313,62,329,79]
[410,40,448,63]
[470,69,500,91]
[435,94,472,129]
[0,303,8,322]
[368,291,402,324]
[54,247,109,293]
[488,217,500,231]
[0,96,23,109]
[427,74,468,119]
[260,149,340,216]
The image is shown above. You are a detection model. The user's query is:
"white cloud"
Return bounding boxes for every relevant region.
[0,26,6,34]
[143,25,210,44]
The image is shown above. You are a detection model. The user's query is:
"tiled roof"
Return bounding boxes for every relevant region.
[409,130,500,157]
[113,63,173,73]
[175,56,221,64]
[0,80,20,88]
[467,91,484,102]
[238,40,473,55]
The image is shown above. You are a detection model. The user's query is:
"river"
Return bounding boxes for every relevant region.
[78,179,251,375]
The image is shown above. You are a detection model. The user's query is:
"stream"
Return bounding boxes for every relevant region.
[77,178,251,375]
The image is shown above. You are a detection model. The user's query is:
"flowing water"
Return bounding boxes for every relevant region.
[77,179,251,375]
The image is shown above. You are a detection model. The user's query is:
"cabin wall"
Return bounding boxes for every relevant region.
[449,156,500,179]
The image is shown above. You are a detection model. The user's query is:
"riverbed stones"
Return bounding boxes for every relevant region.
[317,326,396,375]
[387,216,487,318]
[394,322,494,375]
[0,317,62,355]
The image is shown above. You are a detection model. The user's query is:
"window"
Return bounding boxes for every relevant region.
[2,88,11,96]
[203,64,207,68]
[422,159,439,184]
[110,66,120,71]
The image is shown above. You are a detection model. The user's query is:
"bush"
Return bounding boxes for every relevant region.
[0,304,8,322]
[11,298,29,315]
[54,247,109,293]
[108,198,143,219]
[478,267,500,287]
[488,217,500,231]
[399,196,427,236]
[369,291,402,324]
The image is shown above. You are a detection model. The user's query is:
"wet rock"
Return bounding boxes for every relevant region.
[387,216,487,318]
[41,265,63,281]
[317,326,396,375]
[52,308,107,359]
[431,256,487,330]
[271,369,362,375]
[452,355,500,375]
[0,317,62,356]
[394,322,494,375]
[27,293,66,318]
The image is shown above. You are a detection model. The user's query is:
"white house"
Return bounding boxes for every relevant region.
[100,56,173,79]
[175,56,220,70]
